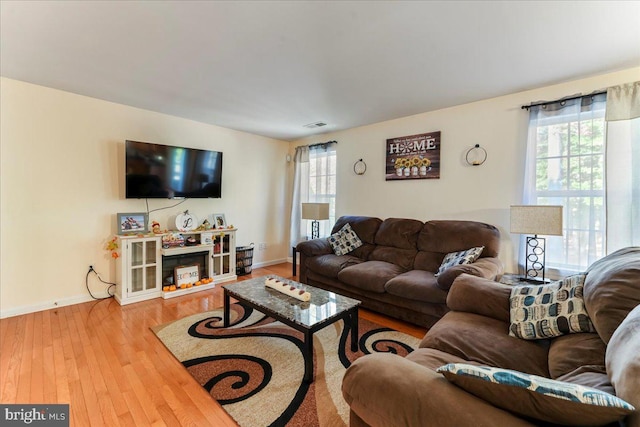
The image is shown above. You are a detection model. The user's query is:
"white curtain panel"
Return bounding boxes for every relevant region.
[289,145,310,249]
[605,81,640,251]
[605,81,640,121]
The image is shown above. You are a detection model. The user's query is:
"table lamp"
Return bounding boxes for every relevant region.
[301,203,330,239]
[510,205,563,283]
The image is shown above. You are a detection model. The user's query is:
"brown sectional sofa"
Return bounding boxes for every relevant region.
[296,216,503,327]
[342,247,640,427]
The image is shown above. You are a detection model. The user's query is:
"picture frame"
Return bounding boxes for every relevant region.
[385,131,441,181]
[117,212,148,234]
[174,264,200,287]
[212,213,226,229]
[201,231,214,245]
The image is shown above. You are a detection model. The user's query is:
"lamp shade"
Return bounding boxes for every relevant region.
[301,203,330,220]
[510,205,563,236]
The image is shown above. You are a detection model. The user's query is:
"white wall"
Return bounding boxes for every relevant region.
[4,68,638,317]
[1,77,290,317]
[290,67,640,274]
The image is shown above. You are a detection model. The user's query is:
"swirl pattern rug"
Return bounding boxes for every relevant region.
[151,303,421,427]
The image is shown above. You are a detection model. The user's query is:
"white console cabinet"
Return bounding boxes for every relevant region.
[115,229,237,305]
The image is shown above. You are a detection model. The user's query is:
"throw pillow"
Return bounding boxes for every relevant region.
[436,246,484,276]
[327,223,363,256]
[509,273,595,340]
[437,363,634,426]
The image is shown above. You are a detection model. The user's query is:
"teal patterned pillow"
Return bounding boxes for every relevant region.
[509,273,595,340]
[436,246,484,276]
[437,363,635,425]
[328,223,363,256]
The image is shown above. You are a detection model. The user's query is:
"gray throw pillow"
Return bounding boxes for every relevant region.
[328,223,363,256]
[436,246,484,276]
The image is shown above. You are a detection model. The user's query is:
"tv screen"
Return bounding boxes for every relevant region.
[125,140,223,199]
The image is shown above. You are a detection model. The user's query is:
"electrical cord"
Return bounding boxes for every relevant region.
[146,197,189,215]
[86,266,116,300]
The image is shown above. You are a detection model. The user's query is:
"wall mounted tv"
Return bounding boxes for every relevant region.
[125,140,223,199]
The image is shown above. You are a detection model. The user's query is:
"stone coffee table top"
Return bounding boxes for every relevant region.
[222,275,361,329]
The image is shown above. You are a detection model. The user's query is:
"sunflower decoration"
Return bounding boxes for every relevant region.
[395,158,404,168]
[411,156,421,166]
[422,158,431,167]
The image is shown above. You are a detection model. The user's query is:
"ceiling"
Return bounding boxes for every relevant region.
[2,1,639,141]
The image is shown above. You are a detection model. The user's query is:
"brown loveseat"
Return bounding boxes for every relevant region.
[296,216,502,327]
[342,247,640,427]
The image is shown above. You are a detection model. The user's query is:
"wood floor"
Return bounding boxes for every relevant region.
[0,263,427,426]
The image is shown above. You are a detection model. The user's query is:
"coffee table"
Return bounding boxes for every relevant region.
[222,275,361,383]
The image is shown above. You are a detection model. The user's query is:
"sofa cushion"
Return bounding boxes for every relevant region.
[306,254,363,279]
[446,274,512,323]
[421,311,550,377]
[437,363,635,426]
[606,304,640,427]
[584,246,640,344]
[549,333,606,379]
[384,270,447,304]
[369,246,417,271]
[331,216,381,245]
[374,218,423,249]
[547,333,606,379]
[405,348,477,371]
[338,261,406,293]
[509,274,595,340]
[414,220,501,272]
[328,223,363,256]
[436,246,484,275]
[556,365,614,394]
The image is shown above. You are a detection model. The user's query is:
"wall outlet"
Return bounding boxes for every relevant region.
[259,243,267,250]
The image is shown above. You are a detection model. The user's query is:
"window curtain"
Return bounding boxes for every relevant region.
[289,142,337,249]
[605,81,640,251]
[522,94,607,277]
[290,145,310,249]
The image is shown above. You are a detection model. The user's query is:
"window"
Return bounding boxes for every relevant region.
[524,95,607,273]
[307,145,337,237]
[290,142,337,247]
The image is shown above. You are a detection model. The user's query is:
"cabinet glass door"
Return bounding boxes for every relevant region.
[128,238,159,296]
[222,254,230,274]
[131,241,144,267]
[145,266,157,290]
[145,240,156,264]
[210,231,235,278]
[131,268,143,293]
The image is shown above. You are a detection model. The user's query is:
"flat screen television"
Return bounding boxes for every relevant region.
[125,140,223,199]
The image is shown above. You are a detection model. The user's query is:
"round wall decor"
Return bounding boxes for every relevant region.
[353,159,367,175]
[465,144,487,166]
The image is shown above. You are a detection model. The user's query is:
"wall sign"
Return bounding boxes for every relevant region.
[174,264,200,287]
[385,131,441,180]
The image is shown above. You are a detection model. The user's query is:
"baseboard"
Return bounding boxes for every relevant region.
[252,258,289,269]
[1,259,292,319]
[0,291,113,319]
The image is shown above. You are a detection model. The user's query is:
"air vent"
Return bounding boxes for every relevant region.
[303,121,327,129]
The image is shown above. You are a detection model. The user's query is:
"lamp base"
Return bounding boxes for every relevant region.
[524,235,547,282]
[514,275,551,285]
[311,220,320,240]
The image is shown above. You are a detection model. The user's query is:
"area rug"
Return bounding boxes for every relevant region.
[151,303,422,427]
